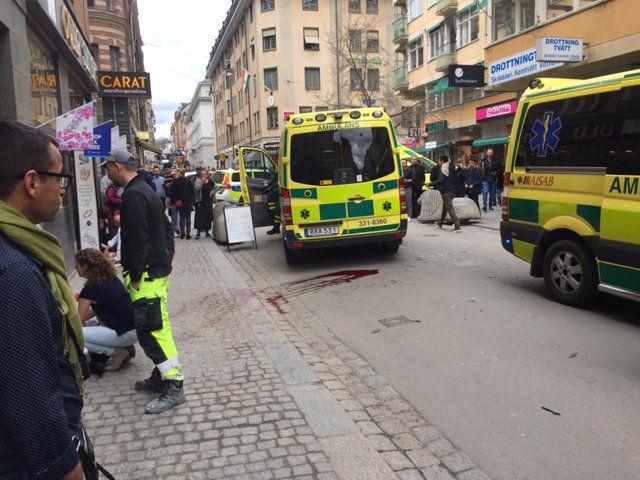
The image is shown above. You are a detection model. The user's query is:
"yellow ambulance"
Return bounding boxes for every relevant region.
[239,107,408,264]
[501,69,640,306]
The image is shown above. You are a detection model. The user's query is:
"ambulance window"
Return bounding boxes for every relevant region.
[290,127,394,185]
[243,149,275,179]
[515,91,617,170]
[606,86,640,175]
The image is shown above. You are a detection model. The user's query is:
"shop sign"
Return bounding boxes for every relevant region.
[98,72,152,98]
[84,122,112,157]
[263,141,280,151]
[61,5,97,80]
[476,99,518,122]
[488,48,562,86]
[427,120,448,133]
[74,154,100,250]
[536,38,583,63]
[424,141,437,150]
[136,131,150,141]
[448,64,485,87]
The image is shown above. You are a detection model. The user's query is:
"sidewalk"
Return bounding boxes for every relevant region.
[82,239,492,480]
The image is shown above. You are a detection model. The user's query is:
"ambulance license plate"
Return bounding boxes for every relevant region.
[304,226,339,237]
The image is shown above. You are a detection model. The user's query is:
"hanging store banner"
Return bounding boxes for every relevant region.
[84,121,112,157]
[488,48,563,86]
[476,99,518,122]
[74,153,100,250]
[97,71,152,98]
[536,38,583,63]
[55,102,95,151]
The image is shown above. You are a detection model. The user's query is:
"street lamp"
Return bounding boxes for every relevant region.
[224,66,236,166]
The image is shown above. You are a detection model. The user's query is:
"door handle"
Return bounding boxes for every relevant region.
[348,195,365,202]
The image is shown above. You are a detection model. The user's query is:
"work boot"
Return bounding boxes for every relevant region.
[134,368,164,393]
[266,224,280,235]
[145,381,185,414]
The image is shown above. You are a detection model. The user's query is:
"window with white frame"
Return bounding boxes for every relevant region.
[408,36,424,70]
[408,0,424,21]
[303,27,320,51]
[348,29,362,53]
[367,68,380,91]
[457,9,479,48]
[366,0,378,14]
[493,0,515,40]
[267,107,278,129]
[366,30,379,53]
[305,68,321,90]
[262,0,275,12]
[429,26,449,59]
[264,68,278,90]
[492,0,537,41]
[349,0,361,13]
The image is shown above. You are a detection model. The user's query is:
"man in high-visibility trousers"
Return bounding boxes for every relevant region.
[103,149,185,414]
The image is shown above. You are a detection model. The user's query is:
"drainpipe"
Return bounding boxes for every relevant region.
[335,0,340,107]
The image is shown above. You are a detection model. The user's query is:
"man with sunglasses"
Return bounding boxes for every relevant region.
[0,121,85,480]
[102,149,184,414]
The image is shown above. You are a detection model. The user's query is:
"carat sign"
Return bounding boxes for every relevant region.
[537,38,583,62]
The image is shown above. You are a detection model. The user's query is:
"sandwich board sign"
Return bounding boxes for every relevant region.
[224,205,257,251]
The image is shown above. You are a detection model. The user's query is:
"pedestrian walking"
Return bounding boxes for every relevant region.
[410,156,425,219]
[0,121,86,480]
[76,248,137,373]
[194,170,214,238]
[430,155,462,232]
[169,169,195,239]
[152,166,166,206]
[495,156,505,206]
[430,156,444,184]
[464,158,483,212]
[103,148,185,414]
[164,169,179,236]
[481,148,500,212]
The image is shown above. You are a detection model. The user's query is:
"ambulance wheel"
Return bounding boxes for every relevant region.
[283,241,303,265]
[381,240,401,254]
[542,239,598,307]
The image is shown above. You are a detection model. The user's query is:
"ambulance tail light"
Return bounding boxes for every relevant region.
[399,178,407,215]
[501,173,510,222]
[280,188,293,226]
[223,181,231,189]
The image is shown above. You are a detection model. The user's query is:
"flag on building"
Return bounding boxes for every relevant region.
[55,101,95,151]
[241,68,252,93]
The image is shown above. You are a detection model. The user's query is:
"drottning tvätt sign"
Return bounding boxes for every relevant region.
[97,71,152,98]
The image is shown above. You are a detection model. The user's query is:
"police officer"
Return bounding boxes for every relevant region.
[103,149,185,414]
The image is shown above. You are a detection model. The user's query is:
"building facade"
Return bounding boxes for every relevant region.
[170,103,188,152]
[394,0,640,163]
[184,80,217,168]
[87,0,157,160]
[206,0,397,166]
[1,0,98,269]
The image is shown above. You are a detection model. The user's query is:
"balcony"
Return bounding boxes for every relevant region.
[393,64,408,90]
[393,0,406,6]
[435,0,458,17]
[393,16,408,44]
[435,43,456,72]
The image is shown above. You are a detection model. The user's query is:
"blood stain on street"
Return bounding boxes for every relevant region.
[266,270,378,314]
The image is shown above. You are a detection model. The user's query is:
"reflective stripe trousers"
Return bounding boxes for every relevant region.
[125,272,183,381]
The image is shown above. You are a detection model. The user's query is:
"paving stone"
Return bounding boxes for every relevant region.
[421,466,457,480]
[440,452,475,474]
[456,469,492,480]
[427,438,457,458]
[397,469,425,480]
[381,451,414,471]
[392,433,423,451]
[412,425,442,444]
[407,448,440,468]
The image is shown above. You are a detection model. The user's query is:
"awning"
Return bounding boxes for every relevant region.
[472,136,509,148]
[429,76,450,95]
[428,21,444,33]
[416,144,440,154]
[136,138,162,154]
[304,35,319,44]
[408,33,423,44]
[458,0,487,15]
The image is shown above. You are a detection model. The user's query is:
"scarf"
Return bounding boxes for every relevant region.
[0,201,85,395]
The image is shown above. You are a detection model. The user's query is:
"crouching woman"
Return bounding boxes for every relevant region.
[76,248,137,372]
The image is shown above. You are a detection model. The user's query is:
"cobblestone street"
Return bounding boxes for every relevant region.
[81,238,491,480]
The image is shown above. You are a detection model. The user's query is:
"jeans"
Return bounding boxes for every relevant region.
[482,180,497,210]
[83,326,137,356]
[170,207,179,232]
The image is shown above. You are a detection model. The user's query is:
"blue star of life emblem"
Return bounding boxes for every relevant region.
[530,111,562,157]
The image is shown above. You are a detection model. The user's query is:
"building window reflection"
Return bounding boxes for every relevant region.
[28,33,59,127]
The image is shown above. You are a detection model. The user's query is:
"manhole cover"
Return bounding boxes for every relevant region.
[378,316,414,328]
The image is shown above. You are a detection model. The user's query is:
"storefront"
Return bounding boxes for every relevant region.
[473,98,517,161]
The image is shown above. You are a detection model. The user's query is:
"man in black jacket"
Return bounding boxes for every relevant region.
[104,149,184,414]
[464,158,483,211]
[429,155,462,232]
